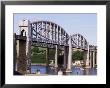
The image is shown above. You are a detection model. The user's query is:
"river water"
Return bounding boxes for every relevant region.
[31,65,97,75]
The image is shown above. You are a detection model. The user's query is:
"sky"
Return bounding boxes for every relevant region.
[14,13,97,45]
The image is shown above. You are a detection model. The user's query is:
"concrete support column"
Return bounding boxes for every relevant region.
[91,51,93,68]
[55,45,58,68]
[95,52,97,67]
[46,48,49,74]
[93,51,95,68]
[89,51,92,68]
[66,36,72,72]
[86,44,90,68]
[26,41,31,74]
[64,46,68,69]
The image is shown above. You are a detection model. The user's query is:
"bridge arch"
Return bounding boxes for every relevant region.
[71,33,88,50]
[30,20,69,46]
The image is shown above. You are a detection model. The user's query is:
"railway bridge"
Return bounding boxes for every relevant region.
[14,20,97,75]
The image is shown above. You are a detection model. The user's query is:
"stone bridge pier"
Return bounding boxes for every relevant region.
[14,34,27,75]
[64,46,68,69]
[14,20,32,74]
[89,45,97,68]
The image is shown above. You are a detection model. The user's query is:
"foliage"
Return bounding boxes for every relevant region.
[48,49,55,60]
[31,53,46,63]
[31,47,55,63]
[31,47,46,63]
[31,47,39,53]
[72,50,84,61]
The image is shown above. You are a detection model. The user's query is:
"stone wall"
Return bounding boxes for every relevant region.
[17,39,27,75]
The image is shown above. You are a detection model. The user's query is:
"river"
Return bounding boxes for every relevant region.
[31,65,97,75]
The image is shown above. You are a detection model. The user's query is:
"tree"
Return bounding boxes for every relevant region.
[48,49,55,60]
[31,47,46,63]
[31,47,39,54]
[72,50,84,61]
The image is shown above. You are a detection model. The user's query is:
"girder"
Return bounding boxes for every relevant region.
[30,20,69,46]
[30,20,89,50]
[31,42,65,50]
[71,33,88,50]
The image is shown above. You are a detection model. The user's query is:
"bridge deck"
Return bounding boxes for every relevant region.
[16,35,26,41]
[15,35,91,51]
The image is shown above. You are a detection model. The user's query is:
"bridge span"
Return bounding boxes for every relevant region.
[14,20,97,75]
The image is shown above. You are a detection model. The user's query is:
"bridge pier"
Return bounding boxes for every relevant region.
[89,51,96,68]
[46,48,49,74]
[19,20,32,74]
[89,45,97,68]
[85,43,90,68]
[66,36,72,72]
[93,51,95,68]
[16,37,27,75]
[64,46,68,69]
[89,51,92,68]
[91,50,96,68]
[91,51,94,68]
[55,45,58,68]
[26,41,32,74]
[95,51,97,67]
[13,33,17,72]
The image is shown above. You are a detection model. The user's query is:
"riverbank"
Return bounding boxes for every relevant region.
[26,73,48,76]
[31,63,46,66]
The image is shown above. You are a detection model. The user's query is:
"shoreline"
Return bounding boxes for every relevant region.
[31,63,46,66]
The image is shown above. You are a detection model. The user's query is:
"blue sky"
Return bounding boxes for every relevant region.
[14,13,97,45]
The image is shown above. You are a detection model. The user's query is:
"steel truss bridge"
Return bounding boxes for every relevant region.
[30,20,88,50]
[14,20,97,75]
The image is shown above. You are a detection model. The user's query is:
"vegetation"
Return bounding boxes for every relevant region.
[31,47,55,63]
[72,50,84,61]
[48,49,55,60]
[31,47,46,63]
[31,47,85,63]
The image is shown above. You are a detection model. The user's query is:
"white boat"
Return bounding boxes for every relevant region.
[58,70,63,75]
[80,68,84,70]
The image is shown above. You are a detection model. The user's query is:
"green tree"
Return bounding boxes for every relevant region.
[31,47,39,54]
[48,49,55,60]
[72,50,84,61]
[31,47,46,63]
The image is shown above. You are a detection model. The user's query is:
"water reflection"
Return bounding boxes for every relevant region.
[31,65,97,75]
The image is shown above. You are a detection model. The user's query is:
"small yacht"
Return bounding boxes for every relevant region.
[50,66,54,69]
[36,69,40,74]
[58,69,63,75]
[80,68,84,70]
[37,70,40,74]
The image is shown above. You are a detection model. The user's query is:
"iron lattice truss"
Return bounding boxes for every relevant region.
[30,20,88,50]
[71,34,88,50]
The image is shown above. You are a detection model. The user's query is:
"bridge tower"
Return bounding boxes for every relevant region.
[18,20,32,74]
